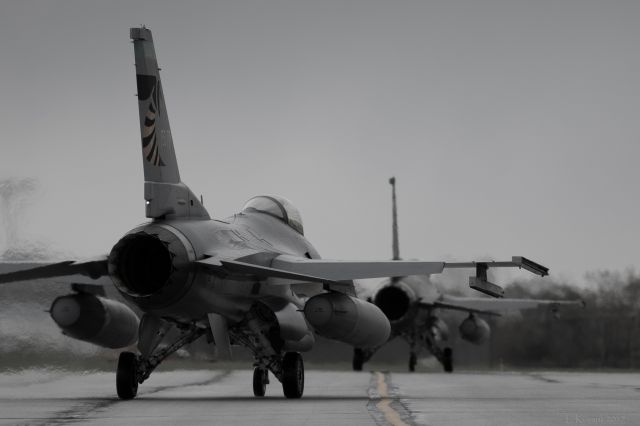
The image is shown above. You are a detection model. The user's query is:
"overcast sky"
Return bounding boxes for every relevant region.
[1,0,639,285]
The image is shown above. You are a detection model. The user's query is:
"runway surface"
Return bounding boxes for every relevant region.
[0,369,637,425]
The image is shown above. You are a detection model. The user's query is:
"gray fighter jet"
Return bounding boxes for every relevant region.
[0,28,549,400]
[352,177,583,372]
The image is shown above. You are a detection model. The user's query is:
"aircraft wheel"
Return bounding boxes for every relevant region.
[353,348,364,371]
[253,367,268,397]
[443,347,453,373]
[116,351,139,400]
[408,352,417,372]
[282,352,304,399]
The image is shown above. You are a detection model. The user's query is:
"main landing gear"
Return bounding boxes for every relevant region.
[116,352,139,400]
[282,352,304,399]
[408,352,417,372]
[250,352,304,398]
[233,303,306,398]
[442,347,453,373]
[116,321,206,400]
[117,308,307,400]
[432,346,453,373]
[253,367,269,397]
[352,347,377,371]
[353,348,364,371]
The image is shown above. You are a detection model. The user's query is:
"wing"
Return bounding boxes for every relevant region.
[197,254,445,281]
[198,254,549,299]
[0,253,549,300]
[1,253,444,292]
[434,294,584,313]
[271,255,446,280]
[197,255,446,296]
[0,257,110,285]
[443,257,549,276]
[197,258,347,285]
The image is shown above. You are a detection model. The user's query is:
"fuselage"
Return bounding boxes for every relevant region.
[109,210,323,323]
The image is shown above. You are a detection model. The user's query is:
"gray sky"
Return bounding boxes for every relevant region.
[1,0,639,285]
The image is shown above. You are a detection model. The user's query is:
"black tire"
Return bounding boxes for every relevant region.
[409,352,417,372]
[253,367,268,397]
[116,351,139,400]
[443,347,453,373]
[353,348,364,371]
[282,352,304,399]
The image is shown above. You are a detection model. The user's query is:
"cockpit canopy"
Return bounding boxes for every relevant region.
[241,195,304,235]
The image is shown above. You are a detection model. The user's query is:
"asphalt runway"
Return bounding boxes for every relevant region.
[0,369,637,426]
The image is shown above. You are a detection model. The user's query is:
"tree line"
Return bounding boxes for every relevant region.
[480,272,640,369]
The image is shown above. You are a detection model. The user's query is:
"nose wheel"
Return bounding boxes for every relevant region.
[282,352,304,399]
[253,367,269,397]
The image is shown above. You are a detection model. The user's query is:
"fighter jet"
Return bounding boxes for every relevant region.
[352,177,583,372]
[0,28,549,400]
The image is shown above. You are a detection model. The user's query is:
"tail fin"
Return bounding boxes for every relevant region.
[130,27,209,219]
[389,177,400,260]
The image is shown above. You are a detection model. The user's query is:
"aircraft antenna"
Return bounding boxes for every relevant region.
[389,177,400,260]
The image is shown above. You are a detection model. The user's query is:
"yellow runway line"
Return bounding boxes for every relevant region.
[375,372,410,426]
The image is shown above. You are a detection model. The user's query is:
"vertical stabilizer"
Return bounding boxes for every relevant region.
[131,27,179,184]
[130,27,209,219]
[389,177,400,260]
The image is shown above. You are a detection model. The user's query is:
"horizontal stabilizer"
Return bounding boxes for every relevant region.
[438,295,584,312]
[70,283,106,296]
[427,301,501,317]
[0,258,108,284]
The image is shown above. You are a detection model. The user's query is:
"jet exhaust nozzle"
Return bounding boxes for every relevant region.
[50,293,139,349]
[108,224,196,301]
[304,292,390,347]
[373,284,413,322]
